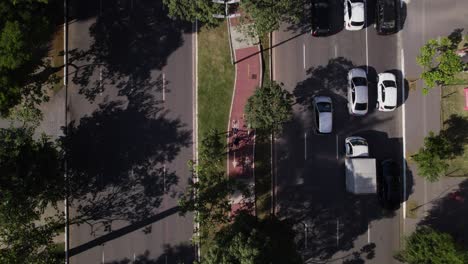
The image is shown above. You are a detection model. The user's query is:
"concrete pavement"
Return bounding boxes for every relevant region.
[66,0,195,263]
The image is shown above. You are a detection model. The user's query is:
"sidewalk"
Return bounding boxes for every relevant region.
[227,13,261,215]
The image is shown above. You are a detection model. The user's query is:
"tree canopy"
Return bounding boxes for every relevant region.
[395,226,467,264]
[162,0,222,26]
[202,211,303,264]
[179,129,242,227]
[417,37,465,93]
[0,0,57,115]
[244,80,293,134]
[412,131,450,182]
[0,127,64,263]
[240,0,303,37]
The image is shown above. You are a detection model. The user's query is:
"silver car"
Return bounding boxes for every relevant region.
[313,96,333,134]
[347,68,368,116]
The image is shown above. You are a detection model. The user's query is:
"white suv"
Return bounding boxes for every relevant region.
[377,72,397,111]
[344,0,365,31]
[347,68,368,116]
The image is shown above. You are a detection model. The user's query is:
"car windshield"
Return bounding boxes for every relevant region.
[351,21,364,26]
[385,105,395,110]
[353,77,367,86]
[350,0,363,3]
[317,102,332,112]
[383,80,396,87]
[355,102,367,110]
[351,138,367,146]
[382,21,395,29]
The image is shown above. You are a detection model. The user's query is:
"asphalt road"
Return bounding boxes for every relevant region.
[67,0,195,263]
[273,0,403,263]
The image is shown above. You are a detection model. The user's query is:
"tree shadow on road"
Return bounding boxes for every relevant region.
[103,243,195,264]
[419,179,468,249]
[67,0,191,102]
[63,81,192,229]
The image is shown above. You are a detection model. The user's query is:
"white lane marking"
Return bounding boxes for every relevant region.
[194,19,201,261]
[367,223,371,243]
[162,72,166,101]
[163,164,166,192]
[99,67,103,96]
[334,44,338,57]
[336,219,340,247]
[336,134,339,160]
[401,48,407,220]
[303,43,306,69]
[102,250,105,264]
[304,132,307,160]
[365,26,369,73]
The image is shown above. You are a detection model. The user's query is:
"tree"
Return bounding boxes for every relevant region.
[412,132,451,182]
[0,0,57,115]
[179,130,243,227]
[0,127,64,263]
[202,211,303,264]
[395,226,467,264]
[162,0,222,26]
[244,80,293,135]
[240,0,303,37]
[417,37,465,94]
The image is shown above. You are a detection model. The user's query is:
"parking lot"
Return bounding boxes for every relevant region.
[273,1,405,262]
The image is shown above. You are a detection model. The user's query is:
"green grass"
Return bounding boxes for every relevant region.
[198,23,235,139]
[254,132,272,219]
[441,72,468,176]
[197,23,235,257]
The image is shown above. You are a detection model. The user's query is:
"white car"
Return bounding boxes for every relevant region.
[345,136,369,157]
[313,96,333,134]
[347,68,368,116]
[344,0,365,31]
[377,72,397,111]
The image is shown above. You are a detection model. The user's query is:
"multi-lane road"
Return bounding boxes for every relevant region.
[66,0,195,263]
[272,0,468,263]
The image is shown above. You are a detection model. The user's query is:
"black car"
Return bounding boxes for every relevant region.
[311,0,331,36]
[375,0,398,35]
[378,159,401,209]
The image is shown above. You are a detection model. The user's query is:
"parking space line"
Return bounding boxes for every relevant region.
[365,26,369,73]
[336,134,339,160]
[133,252,136,262]
[163,164,166,192]
[336,218,339,247]
[303,43,306,69]
[334,44,338,57]
[367,223,371,243]
[304,132,307,160]
[102,250,105,264]
[162,72,166,101]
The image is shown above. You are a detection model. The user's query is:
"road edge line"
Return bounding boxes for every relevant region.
[192,19,201,262]
[63,0,70,263]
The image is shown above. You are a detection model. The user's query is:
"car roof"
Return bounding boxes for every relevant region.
[355,86,368,103]
[318,112,332,133]
[351,2,365,22]
[384,87,397,106]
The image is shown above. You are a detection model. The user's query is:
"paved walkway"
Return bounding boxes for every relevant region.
[227,13,261,215]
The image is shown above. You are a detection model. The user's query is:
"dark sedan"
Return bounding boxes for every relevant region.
[375,0,398,35]
[378,159,401,209]
[311,0,331,36]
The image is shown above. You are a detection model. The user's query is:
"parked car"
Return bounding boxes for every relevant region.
[377,72,397,111]
[345,136,369,157]
[311,0,331,36]
[347,68,368,116]
[313,96,333,134]
[344,0,365,31]
[378,159,401,209]
[375,0,398,34]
